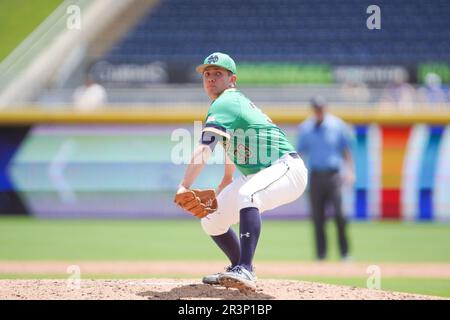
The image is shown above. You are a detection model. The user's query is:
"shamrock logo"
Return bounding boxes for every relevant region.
[207,54,219,64]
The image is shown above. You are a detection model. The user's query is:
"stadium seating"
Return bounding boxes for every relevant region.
[103,0,450,65]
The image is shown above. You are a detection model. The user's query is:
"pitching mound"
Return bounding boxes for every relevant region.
[0,279,443,300]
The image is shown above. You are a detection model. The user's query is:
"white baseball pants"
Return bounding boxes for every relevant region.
[201,153,308,236]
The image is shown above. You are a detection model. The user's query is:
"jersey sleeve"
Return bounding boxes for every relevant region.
[199,130,222,152]
[203,97,241,140]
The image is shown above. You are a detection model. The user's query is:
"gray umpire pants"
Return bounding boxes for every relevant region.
[309,170,349,260]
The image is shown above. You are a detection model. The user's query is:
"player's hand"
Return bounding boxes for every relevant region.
[176,184,190,194]
[174,187,218,218]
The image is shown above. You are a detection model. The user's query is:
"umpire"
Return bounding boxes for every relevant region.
[296,96,354,261]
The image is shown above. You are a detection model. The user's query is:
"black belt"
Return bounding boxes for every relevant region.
[288,152,300,159]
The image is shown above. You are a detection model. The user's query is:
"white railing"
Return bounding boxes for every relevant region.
[0,0,92,92]
[0,0,136,107]
[35,85,450,110]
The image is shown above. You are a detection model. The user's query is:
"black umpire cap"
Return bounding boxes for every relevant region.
[310,96,327,109]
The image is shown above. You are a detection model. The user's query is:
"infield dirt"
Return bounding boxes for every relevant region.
[0,279,445,300]
[1,261,449,300]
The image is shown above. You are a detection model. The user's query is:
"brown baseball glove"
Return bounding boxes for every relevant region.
[174,188,218,218]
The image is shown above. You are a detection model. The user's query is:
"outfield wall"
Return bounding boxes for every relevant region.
[0,107,449,221]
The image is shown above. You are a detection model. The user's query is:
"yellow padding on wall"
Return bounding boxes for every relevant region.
[0,105,449,125]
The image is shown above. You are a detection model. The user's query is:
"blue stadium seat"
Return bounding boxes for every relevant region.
[103,0,450,65]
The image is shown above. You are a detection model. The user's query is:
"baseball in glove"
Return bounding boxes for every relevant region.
[174,187,218,218]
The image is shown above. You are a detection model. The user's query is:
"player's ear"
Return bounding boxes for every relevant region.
[230,73,237,84]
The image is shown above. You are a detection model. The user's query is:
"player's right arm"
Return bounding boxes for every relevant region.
[179,143,212,189]
[199,95,240,194]
[179,125,233,191]
[217,152,235,195]
[199,127,234,195]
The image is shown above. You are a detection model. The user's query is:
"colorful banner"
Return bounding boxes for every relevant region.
[1,123,449,220]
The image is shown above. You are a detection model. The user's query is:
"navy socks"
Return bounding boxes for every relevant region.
[211,228,240,267]
[239,207,261,272]
[211,208,261,271]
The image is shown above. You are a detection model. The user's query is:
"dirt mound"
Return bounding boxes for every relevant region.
[0,279,444,300]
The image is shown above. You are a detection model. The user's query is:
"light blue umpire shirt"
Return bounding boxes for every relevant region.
[296,113,353,171]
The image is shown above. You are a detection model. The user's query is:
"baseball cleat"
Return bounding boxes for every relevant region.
[202,265,233,285]
[218,265,257,293]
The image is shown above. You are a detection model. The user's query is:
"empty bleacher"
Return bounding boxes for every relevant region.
[103,0,450,65]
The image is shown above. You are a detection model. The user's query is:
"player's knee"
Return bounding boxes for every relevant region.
[237,186,261,211]
[293,160,309,196]
[201,217,229,236]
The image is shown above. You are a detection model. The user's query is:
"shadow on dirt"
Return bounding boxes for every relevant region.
[137,283,275,300]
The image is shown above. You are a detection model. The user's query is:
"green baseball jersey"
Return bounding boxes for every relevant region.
[203,88,295,175]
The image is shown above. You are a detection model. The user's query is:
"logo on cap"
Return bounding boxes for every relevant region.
[207,54,219,64]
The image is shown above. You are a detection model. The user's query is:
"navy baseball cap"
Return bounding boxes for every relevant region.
[196,52,237,74]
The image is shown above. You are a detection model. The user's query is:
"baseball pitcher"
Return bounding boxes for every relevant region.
[174,52,308,293]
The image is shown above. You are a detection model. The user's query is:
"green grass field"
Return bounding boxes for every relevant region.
[1,216,449,262]
[1,216,450,297]
[0,0,62,61]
